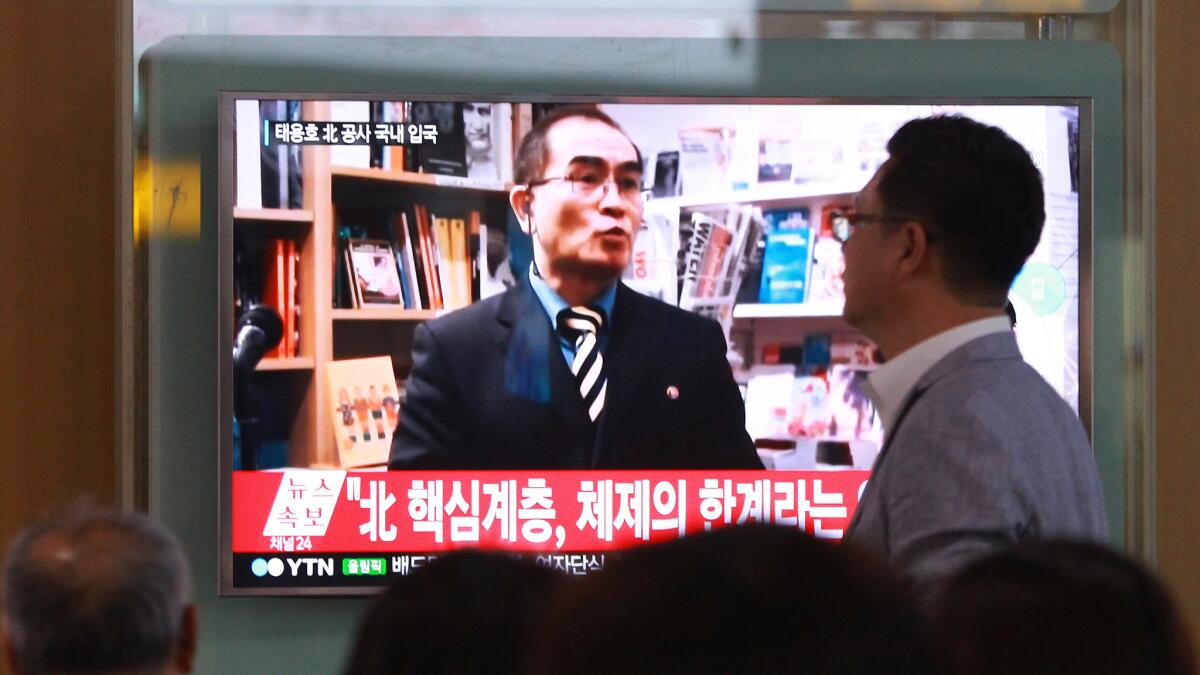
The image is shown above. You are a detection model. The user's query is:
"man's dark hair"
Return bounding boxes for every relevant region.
[927,539,1196,675]
[528,525,932,675]
[513,105,642,186]
[2,507,192,675]
[877,115,1045,305]
[343,551,557,675]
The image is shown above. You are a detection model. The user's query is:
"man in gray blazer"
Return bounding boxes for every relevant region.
[840,115,1107,586]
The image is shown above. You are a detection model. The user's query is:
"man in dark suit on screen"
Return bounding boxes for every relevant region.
[389,106,761,470]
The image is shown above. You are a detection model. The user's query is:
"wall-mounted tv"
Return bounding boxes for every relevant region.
[218,92,1088,595]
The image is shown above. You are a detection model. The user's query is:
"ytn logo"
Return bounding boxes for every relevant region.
[251,557,335,577]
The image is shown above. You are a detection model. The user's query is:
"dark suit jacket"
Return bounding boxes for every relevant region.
[389,278,762,470]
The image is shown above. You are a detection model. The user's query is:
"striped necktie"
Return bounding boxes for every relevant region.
[557,306,607,422]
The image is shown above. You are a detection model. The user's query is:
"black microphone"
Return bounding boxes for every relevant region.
[233,304,283,470]
[233,304,284,370]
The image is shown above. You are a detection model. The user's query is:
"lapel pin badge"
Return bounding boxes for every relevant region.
[666,385,680,399]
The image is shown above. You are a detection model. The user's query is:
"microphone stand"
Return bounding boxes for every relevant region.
[233,305,283,470]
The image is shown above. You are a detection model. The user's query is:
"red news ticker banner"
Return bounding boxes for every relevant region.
[233,470,870,555]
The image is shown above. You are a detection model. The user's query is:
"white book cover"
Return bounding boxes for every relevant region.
[235,99,262,209]
[328,100,371,168]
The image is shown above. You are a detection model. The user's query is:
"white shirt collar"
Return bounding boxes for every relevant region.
[862,316,1013,436]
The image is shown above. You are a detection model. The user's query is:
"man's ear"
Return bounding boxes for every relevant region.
[894,219,933,281]
[509,185,532,233]
[172,604,198,674]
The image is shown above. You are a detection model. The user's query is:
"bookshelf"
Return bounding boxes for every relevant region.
[256,357,316,371]
[733,300,844,319]
[667,186,858,367]
[233,207,315,223]
[330,308,441,321]
[234,100,517,468]
[331,165,509,191]
[646,175,868,212]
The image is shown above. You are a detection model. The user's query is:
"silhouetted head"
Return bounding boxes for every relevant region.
[343,551,557,675]
[529,525,931,675]
[2,506,196,675]
[927,539,1196,675]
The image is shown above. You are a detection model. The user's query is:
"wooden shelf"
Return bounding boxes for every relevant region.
[733,300,844,319]
[255,357,315,371]
[233,207,314,223]
[330,165,509,192]
[331,308,442,321]
[644,176,866,211]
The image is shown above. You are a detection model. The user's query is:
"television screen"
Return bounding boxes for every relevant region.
[220,95,1086,593]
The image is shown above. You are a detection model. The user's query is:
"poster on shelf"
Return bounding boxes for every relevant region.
[325,356,400,468]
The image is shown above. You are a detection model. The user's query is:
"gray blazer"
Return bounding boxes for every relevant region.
[844,331,1108,585]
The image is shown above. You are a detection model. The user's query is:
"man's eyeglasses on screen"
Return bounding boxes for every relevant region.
[527,159,647,203]
[831,210,912,243]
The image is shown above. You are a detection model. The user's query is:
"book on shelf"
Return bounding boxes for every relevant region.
[736,217,768,304]
[342,242,360,309]
[757,131,794,183]
[239,99,303,210]
[649,150,681,198]
[761,333,880,373]
[449,217,470,309]
[808,204,851,303]
[329,100,372,169]
[431,216,456,309]
[413,204,444,309]
[695,216,734,299]
[334,225,354,309]
[715,204,762,301]
[758,207,813,304]
[256,237,300,357]
[827,364,884,446]
[286,239,299,355]
[369,101,386,169]
[468,211,482,302]
[678,127,735,196]
[479,221,516,300]
[332,199,503,313]
[463,102,512,184]
[347,239,403,307]
[260,239,286,357]
[743,364,798,443]
[677,205,763,317]
[743,362,882,454]
[383,101,407,173]
[409,101,468,177]
[384,215,413,309]
[325,356,399,468]
[399,211,429,309]
[624,202,680,305]
[678,212,718,311]
[235,100,262,209]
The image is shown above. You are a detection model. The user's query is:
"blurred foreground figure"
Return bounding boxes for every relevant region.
[928,539,1196,675]
[529,525,932,675]
[2,507,196,675]
[343,551,556,675]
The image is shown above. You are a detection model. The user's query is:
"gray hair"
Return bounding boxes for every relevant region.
[2,506,192,675]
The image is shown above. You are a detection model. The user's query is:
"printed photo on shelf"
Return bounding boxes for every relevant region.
[347,240,403,306]
[325,356,400,468]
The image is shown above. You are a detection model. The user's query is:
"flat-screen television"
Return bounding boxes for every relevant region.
[219,94,1088,594]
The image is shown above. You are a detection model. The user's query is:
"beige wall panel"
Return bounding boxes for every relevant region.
[0,0,119,603]
[1156,0,1200,654]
